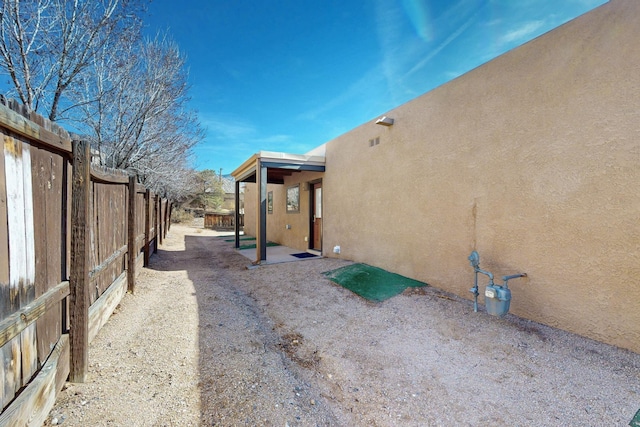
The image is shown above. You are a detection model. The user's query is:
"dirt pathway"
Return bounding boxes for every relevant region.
[46,223,640,426]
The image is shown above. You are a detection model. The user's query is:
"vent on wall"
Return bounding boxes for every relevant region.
[369,137,380,147]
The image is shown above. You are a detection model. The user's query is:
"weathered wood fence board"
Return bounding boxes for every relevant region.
[0,134,12,409]
[88,273,127,344]
[33,145,66,368]
[0,334,69,427]
[0,98,173,423]
[2,130,40,408]
[90,181,127,303]
[0,282,69,349]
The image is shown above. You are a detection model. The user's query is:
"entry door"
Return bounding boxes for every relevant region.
[312,182,322,250]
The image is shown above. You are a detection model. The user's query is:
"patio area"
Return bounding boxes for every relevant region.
[238,243,321,265]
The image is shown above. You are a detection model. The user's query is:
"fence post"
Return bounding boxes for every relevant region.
[163,199,169,237]
[155,194,160,251]
[144,189,150,266]
[69,140,90,382]
[127,176,136,293]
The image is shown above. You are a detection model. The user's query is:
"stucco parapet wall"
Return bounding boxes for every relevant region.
[232,151,326,182]
[305,143,326,157]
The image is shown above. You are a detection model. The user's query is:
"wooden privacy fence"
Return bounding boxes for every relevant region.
[0,98,171,425]
[204,212,243,230]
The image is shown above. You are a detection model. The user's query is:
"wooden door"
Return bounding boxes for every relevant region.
[312,183,322,250]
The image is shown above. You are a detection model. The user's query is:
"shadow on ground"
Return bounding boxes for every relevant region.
[146,226,640,426]
[150,232,341,425]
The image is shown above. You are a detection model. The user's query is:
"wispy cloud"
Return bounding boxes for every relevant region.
[296,65,386,121]
[374,0,407,102]
[443,70,464,81]
[252,134,292,144]
[499,20,545,44]
[572,0,607,7]
[404,11,478,79]
[200,115,255,140]
[299,0,484,125]
[199,112,294,152]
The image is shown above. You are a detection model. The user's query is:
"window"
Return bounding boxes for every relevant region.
[286,185,300,213]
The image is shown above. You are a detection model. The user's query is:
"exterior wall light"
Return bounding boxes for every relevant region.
[375,116,394,126]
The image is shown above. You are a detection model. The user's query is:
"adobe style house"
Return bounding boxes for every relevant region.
[232,0,640,353]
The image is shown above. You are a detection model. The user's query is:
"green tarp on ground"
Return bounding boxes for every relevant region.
[238,241,280,250]
[222,236,280,250]
[630,408,640,427]
[224,237,256,242]
[323,263,428,302]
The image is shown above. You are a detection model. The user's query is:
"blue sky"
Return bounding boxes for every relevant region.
[147,0,606,174]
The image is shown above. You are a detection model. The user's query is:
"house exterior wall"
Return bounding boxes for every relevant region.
[241,185,252,234]
[241,183,260,238]
[321,0,640,353]
[243,170,324,252]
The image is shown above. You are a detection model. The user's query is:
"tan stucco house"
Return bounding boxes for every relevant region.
[232,0,640,354]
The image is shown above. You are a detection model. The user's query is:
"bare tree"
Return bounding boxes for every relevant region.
[0,0,142,120]
[0,1,204,200]
[0,0,53,110]
[77,33,203,199]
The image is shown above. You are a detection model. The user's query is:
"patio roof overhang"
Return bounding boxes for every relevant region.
[232,151,326,184]
[231,151,326,264]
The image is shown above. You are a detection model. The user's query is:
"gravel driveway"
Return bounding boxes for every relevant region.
[45,223,640,426]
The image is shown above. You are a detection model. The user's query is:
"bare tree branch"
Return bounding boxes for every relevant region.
[0,0,142,119]
[0,1,205,200]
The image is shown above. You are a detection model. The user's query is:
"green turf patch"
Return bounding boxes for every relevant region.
[224,237,256,242]
[630,408,640,427]
[323,263,427,302]
[238,241,280,250]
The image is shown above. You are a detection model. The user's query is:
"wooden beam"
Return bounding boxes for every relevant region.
[88,244,128,281]
[0,103,72,154]
[69,140,90,382]
[0,334,69,426]
[127,176,136,293]
[0,281,69,349]
[89,166,129,184]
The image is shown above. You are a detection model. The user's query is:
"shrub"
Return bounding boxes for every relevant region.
[171,208,194,224]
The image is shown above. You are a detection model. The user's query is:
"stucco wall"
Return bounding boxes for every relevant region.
[322,0,640,353]
[243,170,324,252]
[242,183,267,239]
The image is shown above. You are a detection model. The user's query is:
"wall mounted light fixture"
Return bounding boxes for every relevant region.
[375,116,394,126]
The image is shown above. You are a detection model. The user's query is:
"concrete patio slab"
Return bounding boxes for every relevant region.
[237,244,321,265]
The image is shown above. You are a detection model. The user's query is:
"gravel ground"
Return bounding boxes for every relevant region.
[45,222,640,426]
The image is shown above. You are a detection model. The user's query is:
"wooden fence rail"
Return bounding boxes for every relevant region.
[204,212,243,230]
[0,98,172,425]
